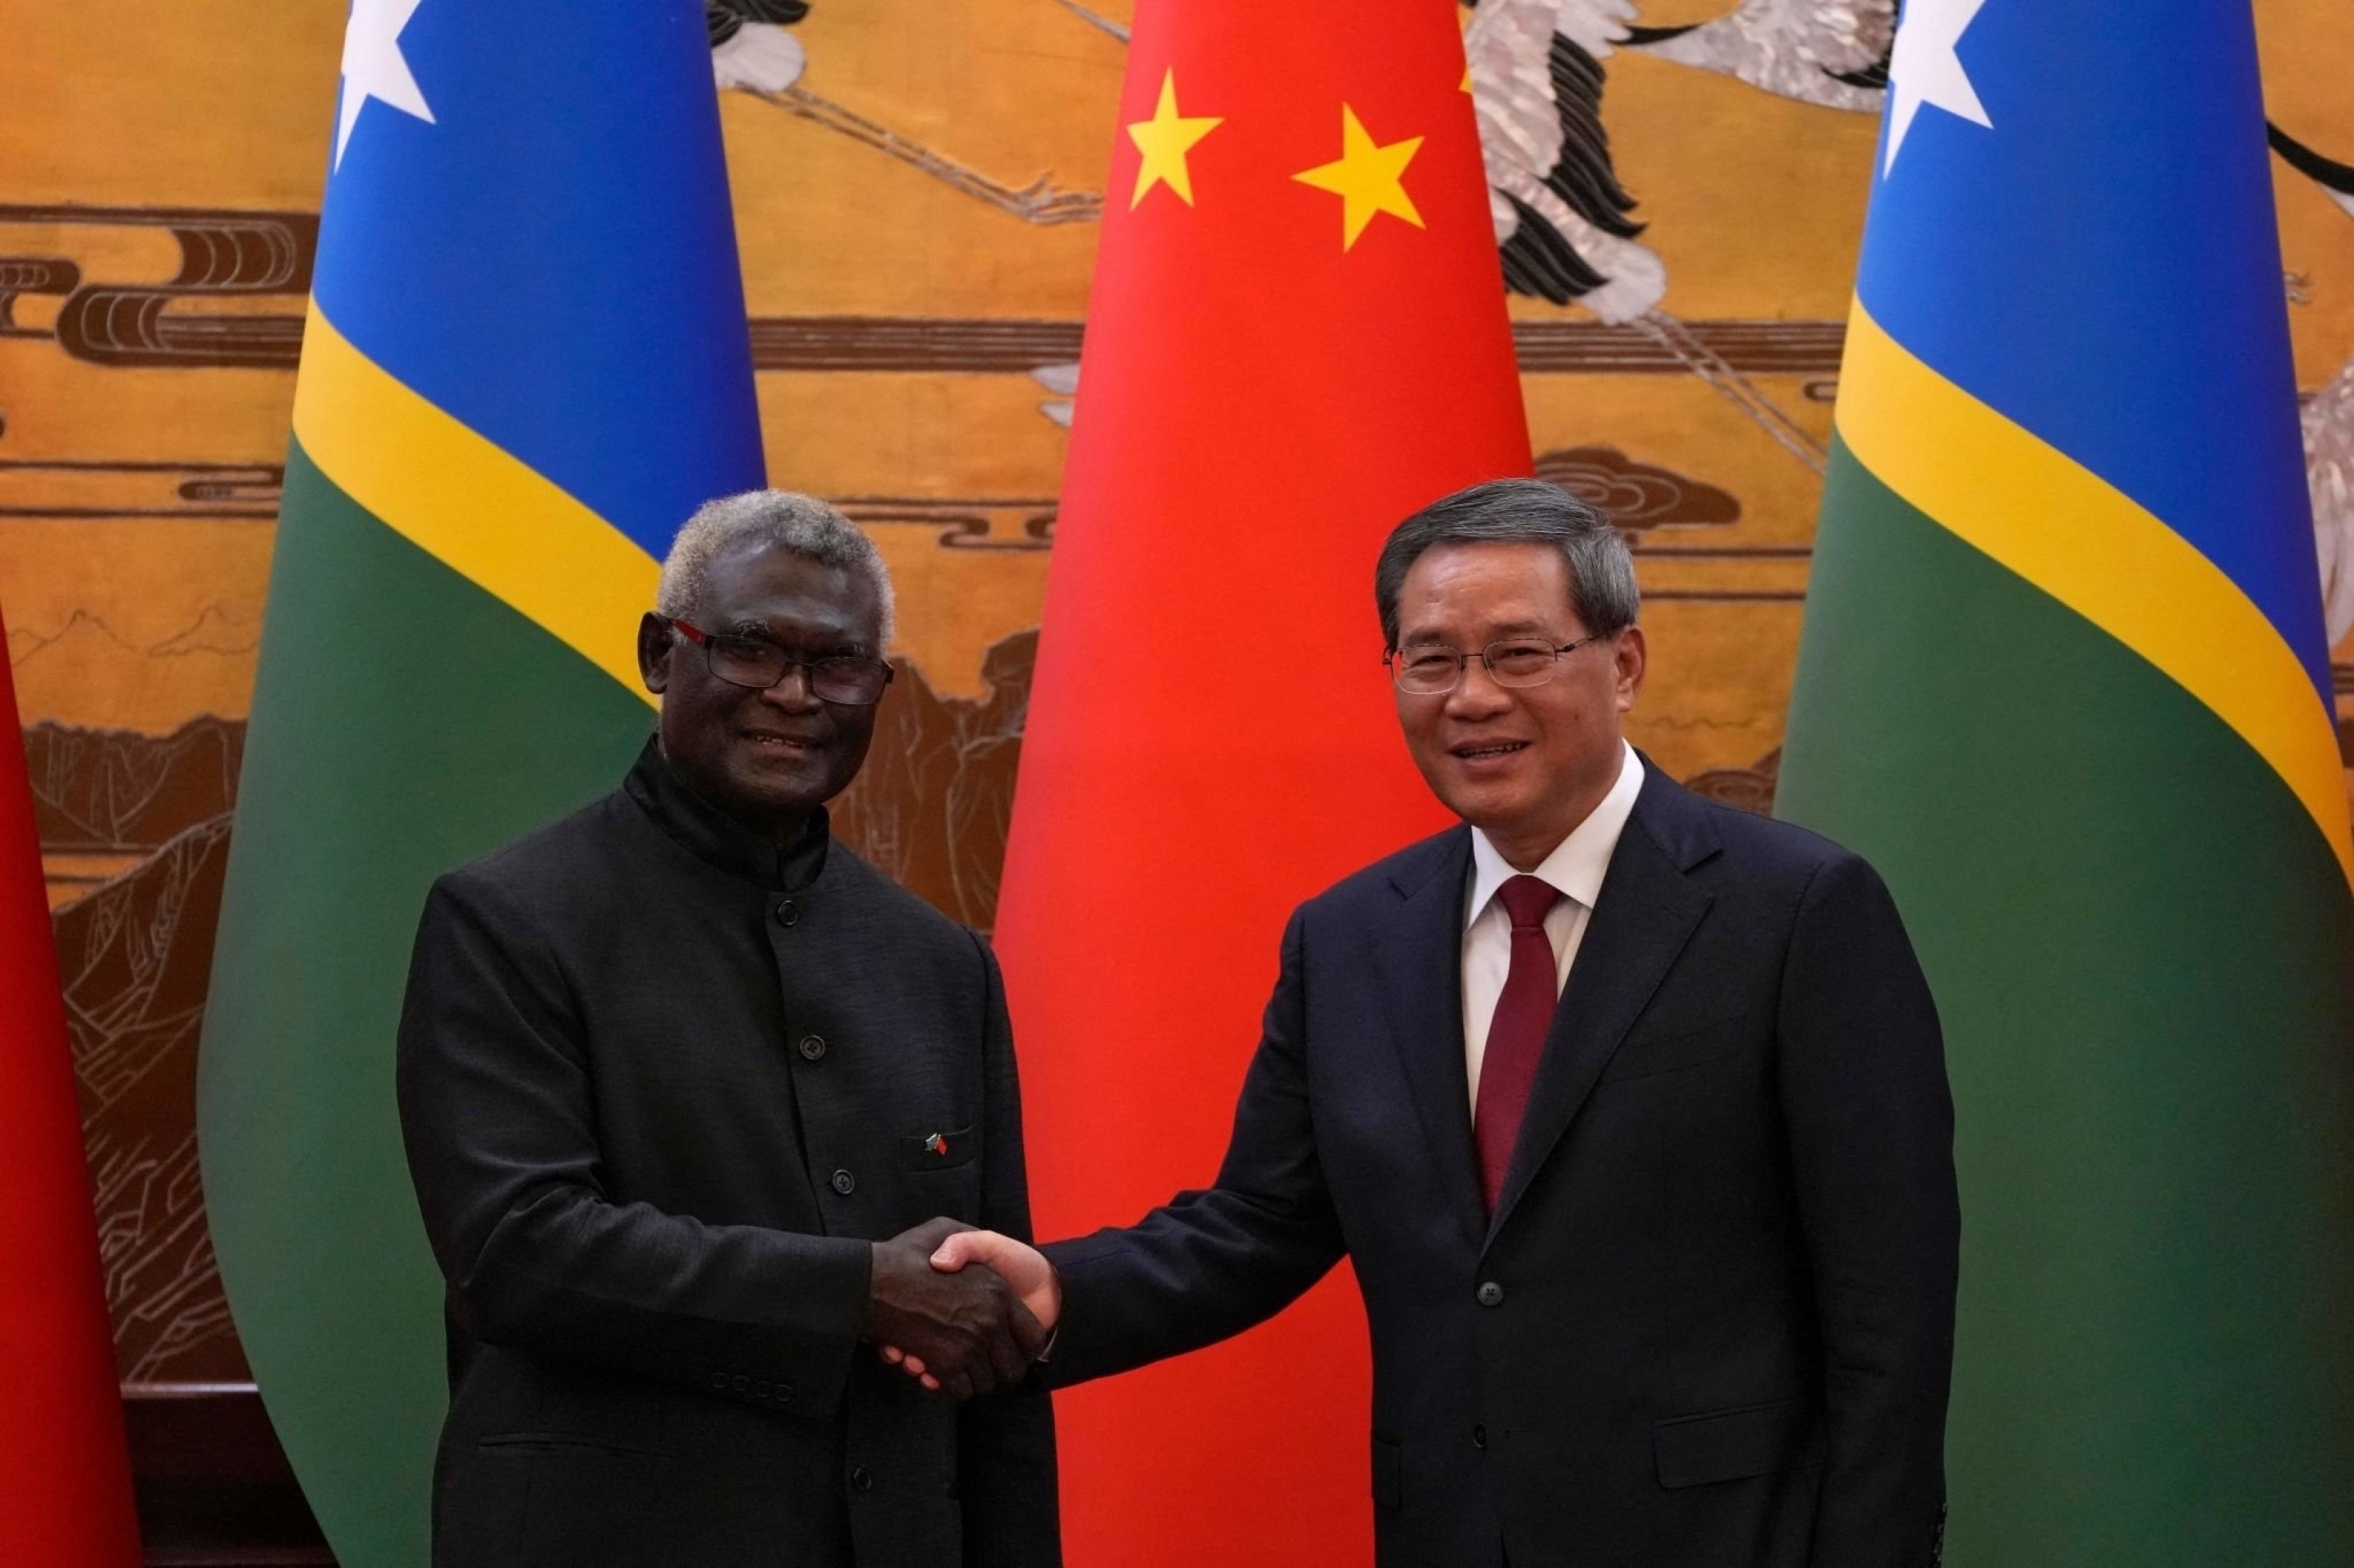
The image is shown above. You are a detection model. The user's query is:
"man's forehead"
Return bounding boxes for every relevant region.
[1397,548,1577,635]
[1398,614,1560,646]
[704,537,853,592]
[1404,538,1566,583]
[702,547,875,626]
[711,598,878,647]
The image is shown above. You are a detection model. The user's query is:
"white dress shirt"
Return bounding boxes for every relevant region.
[1461,740,1644,1108]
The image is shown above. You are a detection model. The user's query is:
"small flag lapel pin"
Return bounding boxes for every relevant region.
[924,1132,950,1157]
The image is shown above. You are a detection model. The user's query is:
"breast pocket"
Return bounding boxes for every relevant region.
[1600,1011,1751,1083]
[888,1123,983,1228]
[897,1123,978,1171]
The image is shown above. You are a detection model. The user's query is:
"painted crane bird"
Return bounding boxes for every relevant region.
[2269,121,2354,648]
[1465,0,1908,317]
[1464,0,1857,470]
[709,0,810,93]
[1622,0,1897,111]
[1465,0,1661,321]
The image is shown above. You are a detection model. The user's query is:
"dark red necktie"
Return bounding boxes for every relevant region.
[1474,874,1565,1212]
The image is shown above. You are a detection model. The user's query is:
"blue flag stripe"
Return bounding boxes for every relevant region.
[1854,0,2332,703]
[311,0,764,561]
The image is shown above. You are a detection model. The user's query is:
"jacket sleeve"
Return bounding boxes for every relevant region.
[1037,905,1348,1387]
[1775,852,1959,1567]
[395,871,873,1419]
[957,935,1062,1568]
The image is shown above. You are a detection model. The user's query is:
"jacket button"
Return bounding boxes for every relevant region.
[776,1384,792,1403]
[831,1169,856,1195]
[732,1374,750,1392]
[774,900,799,927]
[710,1372,729,1391]
[797,1034,827,1061]
[1472,1424,1488,1450]
[850,1466,873,1492]
[1475,1281,1505,1308]
[753,1380,770,1398]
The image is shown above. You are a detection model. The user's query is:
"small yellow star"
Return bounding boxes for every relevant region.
[1292,104,1425,250]
[1127,69,1223,209]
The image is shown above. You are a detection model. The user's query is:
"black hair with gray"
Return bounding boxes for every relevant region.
[1373,477,1638,650]
[657,489,896,647]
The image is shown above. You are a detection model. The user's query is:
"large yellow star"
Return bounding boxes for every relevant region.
[1127,70,1222,209]
[1292,104,1425,250]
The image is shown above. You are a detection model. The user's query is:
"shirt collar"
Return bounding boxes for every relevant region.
[1464,740,1644,929]
[622,735,831,894]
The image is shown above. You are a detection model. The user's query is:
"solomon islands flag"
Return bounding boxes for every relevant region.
[198,2,763,1561]
[1778,1,2354,1561]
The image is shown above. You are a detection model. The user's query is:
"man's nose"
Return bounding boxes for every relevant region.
[1444,656,1513,718]
[759,664,824,712]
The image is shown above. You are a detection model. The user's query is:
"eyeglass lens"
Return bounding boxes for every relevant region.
[1392,640,1577,695]
[706,635,890,704]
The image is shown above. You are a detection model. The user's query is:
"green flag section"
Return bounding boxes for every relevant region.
[1783,445,2354,1561]
[1781,2,2354,1560]
[197,2,764,1560]
[200,445,656,1559]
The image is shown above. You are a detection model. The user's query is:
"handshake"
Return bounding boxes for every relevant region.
[860,1218,1062,1400]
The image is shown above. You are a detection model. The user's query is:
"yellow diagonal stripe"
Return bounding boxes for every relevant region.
[1836,296,2352,892]
[291,302,658,708]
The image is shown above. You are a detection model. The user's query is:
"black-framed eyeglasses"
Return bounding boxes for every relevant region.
[1385,634,1608,695]
[666,618,896,706]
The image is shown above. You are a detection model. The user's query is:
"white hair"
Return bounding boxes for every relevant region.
[656,489,895,646]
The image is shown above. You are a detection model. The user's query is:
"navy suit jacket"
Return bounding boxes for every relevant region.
[1041,763,1957,1566]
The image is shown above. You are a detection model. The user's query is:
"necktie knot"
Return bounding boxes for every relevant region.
[1498,874,1562,932]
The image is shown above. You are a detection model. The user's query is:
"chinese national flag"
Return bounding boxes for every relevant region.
[0,609,141,1565]
[992,0,1530,1558]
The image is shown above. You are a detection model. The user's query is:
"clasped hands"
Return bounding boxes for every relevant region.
[863,1218,1061,1400]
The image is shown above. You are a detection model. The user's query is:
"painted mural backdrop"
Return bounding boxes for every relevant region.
[6,0,2352,1389]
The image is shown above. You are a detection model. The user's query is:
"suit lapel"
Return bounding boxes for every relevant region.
[1484,771,1715,1246]
[1373,828,1487,1245]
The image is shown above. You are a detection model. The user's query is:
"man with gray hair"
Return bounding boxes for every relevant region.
[396,489,1059,1567]
[912,477,1959,1566]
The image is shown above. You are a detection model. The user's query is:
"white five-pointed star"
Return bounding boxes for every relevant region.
[1884,0,1992,175]
[336,0,436,170]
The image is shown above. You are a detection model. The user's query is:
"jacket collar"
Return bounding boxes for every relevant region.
[622,736,831,894]
[1464,740,1643,928]
[1374,757,1727,1250]
[1483,757,1719,1245]
[1375,824,1488,1248]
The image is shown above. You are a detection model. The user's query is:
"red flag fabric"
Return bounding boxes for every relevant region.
[0,609,141,1565]
[993,0,1530,1557]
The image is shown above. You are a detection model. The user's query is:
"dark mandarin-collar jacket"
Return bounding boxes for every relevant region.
[396,740,1058,1568]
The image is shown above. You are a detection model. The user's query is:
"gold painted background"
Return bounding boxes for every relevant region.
[6,0,2351,1386]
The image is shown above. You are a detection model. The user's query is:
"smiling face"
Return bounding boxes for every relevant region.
[637,539,885,844]
[1391,540,1645,869]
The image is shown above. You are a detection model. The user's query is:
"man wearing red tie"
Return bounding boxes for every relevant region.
[913,478,1960,1566]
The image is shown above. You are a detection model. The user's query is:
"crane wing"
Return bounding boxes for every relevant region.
[2305,360,2354,646]
[1623,0,1892,112]
[1466,0,1654,309]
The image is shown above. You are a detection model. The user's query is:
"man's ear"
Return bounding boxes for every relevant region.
[1613,625,1647,710]
[637,612,675,694]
